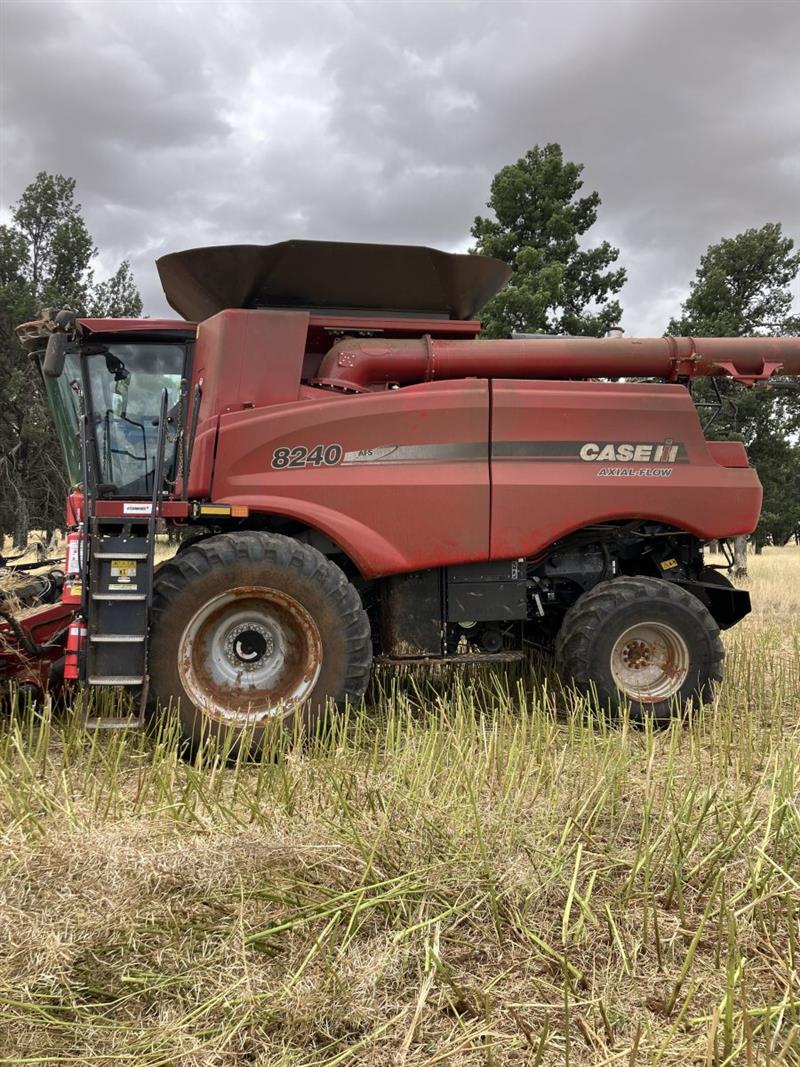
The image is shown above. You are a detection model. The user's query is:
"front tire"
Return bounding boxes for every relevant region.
[149,532,372,751]
[555,576,724,723]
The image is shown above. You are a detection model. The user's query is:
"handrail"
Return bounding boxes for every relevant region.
[149,387,169,531]
[182,383,202,501]
[72,380,92,635]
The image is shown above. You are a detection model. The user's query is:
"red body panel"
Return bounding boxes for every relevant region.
[706,441,750,468]
[188,309,312,498]
[208,377,761,577]
[92,501,190,519]
[186,421,219,499]
[212,380,491,576]
[489,381,761,559]
[193,310,309,418]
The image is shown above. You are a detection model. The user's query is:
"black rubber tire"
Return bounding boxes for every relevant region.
[554,576,724,724]
[149,532,372,751]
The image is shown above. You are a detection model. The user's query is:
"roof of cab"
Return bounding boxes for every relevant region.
[78,318,195,334]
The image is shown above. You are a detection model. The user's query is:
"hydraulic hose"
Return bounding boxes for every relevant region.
[0,609,67,659]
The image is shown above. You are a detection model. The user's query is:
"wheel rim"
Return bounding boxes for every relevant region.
[609,621,690,703]
[178,586,322,724]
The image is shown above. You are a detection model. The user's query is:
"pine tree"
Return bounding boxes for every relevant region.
[668,224,800,569]
[471,143,626,337]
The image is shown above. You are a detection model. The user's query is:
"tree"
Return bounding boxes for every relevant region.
[471,143,626,338]
[90,261,143,318]
[11,173,96,312]
[0,173,143,547]
[668,223,800,338]
[667,223,800,571]
[0,225,40,547]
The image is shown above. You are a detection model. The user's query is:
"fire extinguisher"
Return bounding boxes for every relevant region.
[64,616,87,681]
[62,526,84,605]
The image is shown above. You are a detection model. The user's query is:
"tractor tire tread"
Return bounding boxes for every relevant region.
[555,575,724,721]
[150,531,372,745]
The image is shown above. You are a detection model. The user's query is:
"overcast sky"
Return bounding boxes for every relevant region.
[2,0,799,333]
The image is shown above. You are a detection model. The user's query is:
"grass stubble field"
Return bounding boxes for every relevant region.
[0,547,798,1066]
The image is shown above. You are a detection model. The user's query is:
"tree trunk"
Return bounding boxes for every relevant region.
[12,498,30,551]
[733,535,748,578]
[754,542,763,555]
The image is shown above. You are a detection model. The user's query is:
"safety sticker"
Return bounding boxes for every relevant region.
[110,560,137,579]
[66,539,82,574]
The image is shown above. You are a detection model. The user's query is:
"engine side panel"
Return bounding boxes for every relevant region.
[192,309,309,419]
[211,380,491,577]
[490,380,762,559]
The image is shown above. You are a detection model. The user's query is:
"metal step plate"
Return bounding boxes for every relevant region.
[89,634,146,643]
[88,675,144,685]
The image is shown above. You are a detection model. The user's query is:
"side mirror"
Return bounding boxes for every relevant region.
[43,332,68,378]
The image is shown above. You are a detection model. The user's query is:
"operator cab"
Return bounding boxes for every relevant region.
[20,318,194,499]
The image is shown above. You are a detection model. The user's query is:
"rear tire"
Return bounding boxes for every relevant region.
[555,576,723,724]
[149,532,372,752]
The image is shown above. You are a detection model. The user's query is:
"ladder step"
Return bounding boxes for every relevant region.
[91,593,147,601]
[88,675,145,685]
[85,715,145,730]
[90,634,146,643]
[93,552,149,560]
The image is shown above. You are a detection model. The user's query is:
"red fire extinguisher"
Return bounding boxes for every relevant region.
[64,617,87,681]
[62,526,84,605]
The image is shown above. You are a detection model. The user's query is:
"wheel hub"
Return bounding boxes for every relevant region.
[610,621,690,703]
[178,588,323,724]
[620,639,652,670]
[225,623,274,670]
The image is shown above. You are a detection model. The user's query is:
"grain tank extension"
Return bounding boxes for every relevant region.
[4,240,800,748]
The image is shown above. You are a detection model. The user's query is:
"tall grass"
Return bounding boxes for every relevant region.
[0,548,798,1065]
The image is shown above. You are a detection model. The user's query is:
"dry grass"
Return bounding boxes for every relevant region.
[0,548,798,1065]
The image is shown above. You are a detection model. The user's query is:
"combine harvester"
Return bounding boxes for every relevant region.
[2,240,798,748]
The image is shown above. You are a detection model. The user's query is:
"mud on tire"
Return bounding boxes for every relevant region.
[555,576,724,724]
[149,532,372,751]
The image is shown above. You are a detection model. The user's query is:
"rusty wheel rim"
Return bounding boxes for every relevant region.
[178,587,322,724]
[609,621,690,703]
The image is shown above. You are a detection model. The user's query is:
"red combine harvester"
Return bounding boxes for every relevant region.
[3,240,799,748]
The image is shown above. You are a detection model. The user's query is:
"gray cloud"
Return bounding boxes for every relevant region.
[2,0,799,333]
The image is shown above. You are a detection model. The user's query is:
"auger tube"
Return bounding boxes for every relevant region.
[313,335,800,391]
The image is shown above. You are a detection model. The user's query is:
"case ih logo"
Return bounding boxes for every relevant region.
[579,440,684,463]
